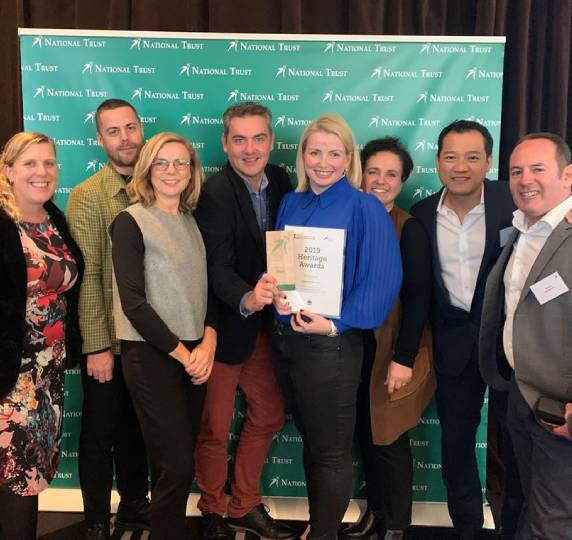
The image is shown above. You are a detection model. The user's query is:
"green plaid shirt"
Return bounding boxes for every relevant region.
[67,164,130,355]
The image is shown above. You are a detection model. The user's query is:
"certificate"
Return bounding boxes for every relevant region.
[266,226,345,318]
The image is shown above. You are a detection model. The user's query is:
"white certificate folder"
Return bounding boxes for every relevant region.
[266,226,345,318]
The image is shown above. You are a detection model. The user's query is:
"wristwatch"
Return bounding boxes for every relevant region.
[327,320,339,337]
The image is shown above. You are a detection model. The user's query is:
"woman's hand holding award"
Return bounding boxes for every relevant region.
[266,226,345,318]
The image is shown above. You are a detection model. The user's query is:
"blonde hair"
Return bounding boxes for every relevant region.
[295,113,361,192]
[128,132,203,212]
[0,131,56,221]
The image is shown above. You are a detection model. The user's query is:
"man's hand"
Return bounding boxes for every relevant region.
[243,274,278,313]
[86,350,114,383]
[385,361,413,394]
[547,403,572,440]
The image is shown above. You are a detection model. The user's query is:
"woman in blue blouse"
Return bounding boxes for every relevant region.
[271,113,402,540]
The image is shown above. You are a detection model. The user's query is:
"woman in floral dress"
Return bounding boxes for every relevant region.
[0,131,83,539]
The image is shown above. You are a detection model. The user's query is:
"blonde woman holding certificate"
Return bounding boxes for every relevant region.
[271,113,402,540]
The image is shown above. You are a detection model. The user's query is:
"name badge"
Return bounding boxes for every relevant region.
[530,272,570,305]
[499,226,514,247]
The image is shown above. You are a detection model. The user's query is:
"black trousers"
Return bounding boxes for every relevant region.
[507,379,572,540]
[122,340,206,540]
[0,491,37,540]
[78,354,149,524]
[272,326,363,540]
[435,360,486,538]
[355,331,413,530]
[488,388,523,540]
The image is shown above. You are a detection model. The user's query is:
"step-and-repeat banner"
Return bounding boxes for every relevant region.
[19,29,504,507]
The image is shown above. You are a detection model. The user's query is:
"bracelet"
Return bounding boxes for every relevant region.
[327,320,339,337]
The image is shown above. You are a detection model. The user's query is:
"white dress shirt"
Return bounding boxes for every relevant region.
[436,186,486,311]
[503,195,572,368]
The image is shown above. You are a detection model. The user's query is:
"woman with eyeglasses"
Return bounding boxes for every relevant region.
[110,132,217,540]
[0,132,83,539]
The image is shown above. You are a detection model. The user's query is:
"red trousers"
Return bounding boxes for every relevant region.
[194,331,285,517]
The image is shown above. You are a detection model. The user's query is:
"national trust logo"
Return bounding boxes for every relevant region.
[226,89,294,103]
[23,112,60,123]
[129,38,187,50]
[465,115,501,127]
[83,61,152,75]
[85,160,106,173]
[412,186,436,200]
[420,42,494,54]
[33,86,106,99]
[368,117,439,129]
[465,67,503,79]
[180,113,222,126]
[370,66,442,79]
[414,140,438,152]
[227,39,300,52]
[273,115,311,128]
[416,91,486,103]
[131,87,203,102]
[321,90,380,103]
[324,41,396,53]
[179,64,252,77]
[267,475,306,488]
[84,111,95,124]
[271,65,348,78]
[31,35,105,48]
[324,41,335,53]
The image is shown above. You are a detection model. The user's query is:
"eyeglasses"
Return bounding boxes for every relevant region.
[152,158,191,171]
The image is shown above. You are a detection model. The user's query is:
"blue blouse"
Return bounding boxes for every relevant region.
[275,177,402,332]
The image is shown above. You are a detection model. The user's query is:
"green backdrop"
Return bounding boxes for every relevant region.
[19,29,504,505]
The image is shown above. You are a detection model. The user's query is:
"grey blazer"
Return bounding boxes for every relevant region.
[479,213,572,409]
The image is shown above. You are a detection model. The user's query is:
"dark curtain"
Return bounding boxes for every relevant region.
[2,0,571,179]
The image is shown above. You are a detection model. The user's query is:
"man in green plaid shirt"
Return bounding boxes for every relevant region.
[67,99,150,540]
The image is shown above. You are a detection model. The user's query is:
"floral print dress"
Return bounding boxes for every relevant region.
[0,217,78,496]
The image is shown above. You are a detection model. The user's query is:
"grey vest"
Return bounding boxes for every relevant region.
[113,203,207,342]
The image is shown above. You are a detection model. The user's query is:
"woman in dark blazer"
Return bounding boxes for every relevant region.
[0,132,83,540]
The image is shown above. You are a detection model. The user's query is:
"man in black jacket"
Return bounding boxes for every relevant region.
[194,102,294,540]
[410,120,518,539]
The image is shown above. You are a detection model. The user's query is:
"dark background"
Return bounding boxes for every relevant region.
[1,0,571,179]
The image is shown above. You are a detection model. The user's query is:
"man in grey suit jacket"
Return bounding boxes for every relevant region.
[479,132,572,539]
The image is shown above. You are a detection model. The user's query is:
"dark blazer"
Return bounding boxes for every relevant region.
[480,214,572,409]
[0,201,84,398]
[194,162,292,364]
[410,180,515,376]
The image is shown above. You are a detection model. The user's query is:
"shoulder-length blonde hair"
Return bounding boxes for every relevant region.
[295,113,361,192]
[0,131,57,221]
[128,132,203,212]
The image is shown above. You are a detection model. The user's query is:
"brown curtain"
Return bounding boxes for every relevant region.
[2,0,571,178]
